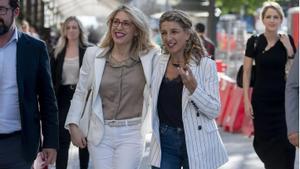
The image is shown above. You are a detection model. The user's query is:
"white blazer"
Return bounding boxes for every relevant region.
[149,54,228,169]
[65,46,159,146]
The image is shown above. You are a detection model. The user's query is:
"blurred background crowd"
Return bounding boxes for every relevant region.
[16,0,298,80]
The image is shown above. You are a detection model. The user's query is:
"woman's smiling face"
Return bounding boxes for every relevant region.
[160,21,190,56]
[111,11,137,46]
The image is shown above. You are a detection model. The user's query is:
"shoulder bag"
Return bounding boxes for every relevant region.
[236,65,256,88]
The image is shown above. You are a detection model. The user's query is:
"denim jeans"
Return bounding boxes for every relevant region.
[152,123,189,169]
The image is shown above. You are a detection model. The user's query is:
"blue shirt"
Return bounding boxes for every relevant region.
[0,28,20,133]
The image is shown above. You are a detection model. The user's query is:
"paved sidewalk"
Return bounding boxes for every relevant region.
[219,131,299,169]
[66,130,299,169]
[219,131,264,169]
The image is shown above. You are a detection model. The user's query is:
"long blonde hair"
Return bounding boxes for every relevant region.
[99,5,155,58]
[54,16,88,58]
[159,10,207,64]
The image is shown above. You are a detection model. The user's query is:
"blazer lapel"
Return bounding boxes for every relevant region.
[152,55,169,116]
[93,57,106,98]
[91,48,107,100]
[16,32,26,103]
[92,49,107,123]
[140,52,153,87]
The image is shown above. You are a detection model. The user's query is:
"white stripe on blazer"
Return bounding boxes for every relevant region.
[149,54,228,169]
[65,46,159,146]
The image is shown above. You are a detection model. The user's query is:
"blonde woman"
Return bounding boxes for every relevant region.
[65,5,159,169]
[243,2,296,168]
[50,16,90,169]
[149,10,228,169]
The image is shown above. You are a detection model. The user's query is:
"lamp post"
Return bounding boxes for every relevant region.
[207,0,217,44]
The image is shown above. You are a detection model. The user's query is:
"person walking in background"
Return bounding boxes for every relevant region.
[195,22,215,60]
[243,2,296,169]
[65,5,159,169]
[0,0,59,168]
[50,16,90,169]
[21,20,30,33]
[21,19,39,39]
[285,52,299,148]
[149,10,228,169]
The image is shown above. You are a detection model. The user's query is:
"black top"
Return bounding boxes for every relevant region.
[245,34,296,97]
[157,76,184,128]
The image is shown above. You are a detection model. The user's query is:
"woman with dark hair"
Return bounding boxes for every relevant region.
[51,16,90,169]
[149,10,228,169]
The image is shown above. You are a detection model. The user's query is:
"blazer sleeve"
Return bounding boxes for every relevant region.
[65,46,96,128]
[189,58,221,119]
[38,42,59,149]
[285,52,299,134]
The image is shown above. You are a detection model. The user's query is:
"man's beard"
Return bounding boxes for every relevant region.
[0,19,11,36]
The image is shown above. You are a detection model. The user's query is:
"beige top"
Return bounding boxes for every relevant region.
[100,54,146,120]
[62,57,79,85]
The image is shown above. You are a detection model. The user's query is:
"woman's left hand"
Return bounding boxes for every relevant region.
[280,34,292,50]
[178,66,197,94]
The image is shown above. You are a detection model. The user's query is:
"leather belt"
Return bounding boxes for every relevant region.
[0,130,21,139]
[104,118,141,127]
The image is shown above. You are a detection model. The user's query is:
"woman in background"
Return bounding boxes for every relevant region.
[149,10,228,169]
[51,16,90,169]
[243,2,296,168]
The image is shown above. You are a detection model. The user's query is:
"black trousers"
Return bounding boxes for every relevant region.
[0,133,32,169]
[56,85,89,169]
[253,135,295,169]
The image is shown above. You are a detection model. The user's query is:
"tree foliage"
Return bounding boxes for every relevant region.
[216,0,299,15]
[216,0,263,15]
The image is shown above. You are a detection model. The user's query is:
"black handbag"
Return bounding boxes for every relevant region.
[236,65,255,88]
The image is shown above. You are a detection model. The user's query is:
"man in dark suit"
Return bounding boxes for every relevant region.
[0,0,59,168]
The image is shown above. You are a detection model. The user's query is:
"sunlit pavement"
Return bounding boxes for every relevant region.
[66,130,299,169]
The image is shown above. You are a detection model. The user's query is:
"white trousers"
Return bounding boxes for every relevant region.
[88,124,143,169]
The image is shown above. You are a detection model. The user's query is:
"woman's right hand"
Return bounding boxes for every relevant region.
[244,98,254,119]
[69,124,87,148]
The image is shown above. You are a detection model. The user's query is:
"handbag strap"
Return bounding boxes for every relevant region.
[253,34,259,50]
[253,34,259,64]
[281,34,295,79]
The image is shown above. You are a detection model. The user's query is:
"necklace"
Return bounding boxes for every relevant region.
[110,53,130,63]
[171,61,185,68]
[172,63,181,68]
[170,56,186,68]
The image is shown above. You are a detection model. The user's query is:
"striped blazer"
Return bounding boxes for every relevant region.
[149,54,228,169]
